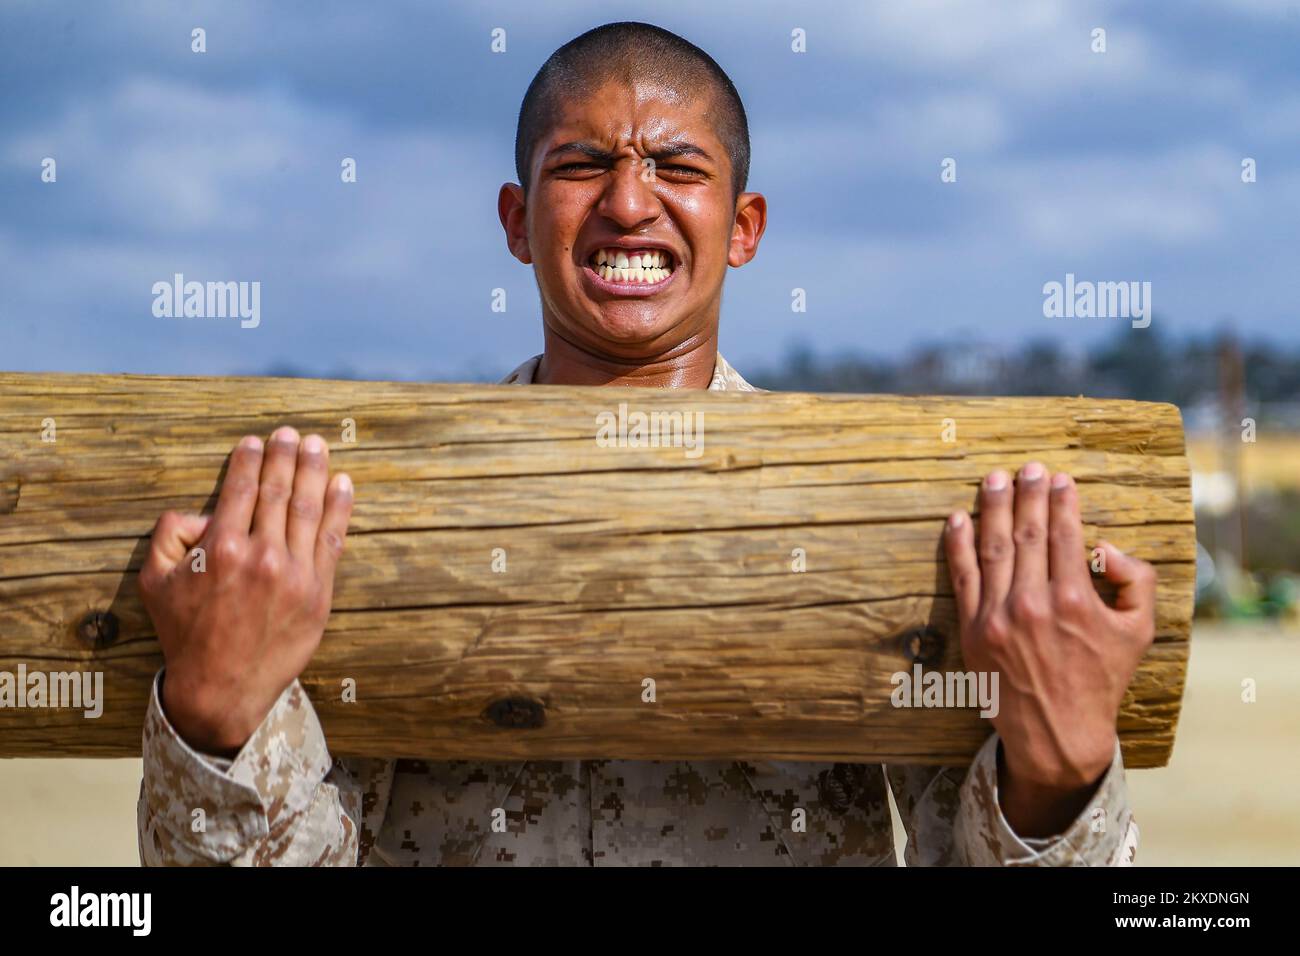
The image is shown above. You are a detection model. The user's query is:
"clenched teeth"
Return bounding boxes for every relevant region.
[591,248,674,283]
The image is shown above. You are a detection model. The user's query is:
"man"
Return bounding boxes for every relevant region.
[137,22,1154,866]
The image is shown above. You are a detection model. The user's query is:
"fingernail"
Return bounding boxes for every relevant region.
[948,512,966,530]
[985,470,1008,490]
[302,434,325,455]
[338,473,353,495]
[272,425,299,444]
[1051,472,1071,489]
[1021,462,1044,482]
[239,435,263,452]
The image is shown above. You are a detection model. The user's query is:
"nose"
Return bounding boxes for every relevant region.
[594,155,662,231]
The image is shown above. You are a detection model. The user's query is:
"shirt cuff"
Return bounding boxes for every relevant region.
[954,732,1137,866]
[141,669,334,861]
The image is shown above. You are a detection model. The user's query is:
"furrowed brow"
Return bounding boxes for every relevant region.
[546,142,618,163]
[647,141,712,163]
[545,141,713,164]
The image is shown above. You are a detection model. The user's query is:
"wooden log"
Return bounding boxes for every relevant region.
[0,372,1194,766]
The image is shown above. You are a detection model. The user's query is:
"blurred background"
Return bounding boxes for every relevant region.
[1,0,1297,864]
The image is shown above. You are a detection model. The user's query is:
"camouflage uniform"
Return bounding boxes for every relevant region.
[138,353,1140,866]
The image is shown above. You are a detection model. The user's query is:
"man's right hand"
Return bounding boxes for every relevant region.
[138,427,354,756]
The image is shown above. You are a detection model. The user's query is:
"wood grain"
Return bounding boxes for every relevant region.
[0,372,1194,765]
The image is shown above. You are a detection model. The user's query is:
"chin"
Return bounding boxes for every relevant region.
[588,305,679,346]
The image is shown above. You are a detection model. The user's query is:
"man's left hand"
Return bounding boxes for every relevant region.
[943,462,1157,838]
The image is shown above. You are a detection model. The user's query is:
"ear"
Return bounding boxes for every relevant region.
[727,192,768,268]
[498,183,532,264]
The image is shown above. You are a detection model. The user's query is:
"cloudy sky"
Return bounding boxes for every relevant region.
[2,0,1297,381]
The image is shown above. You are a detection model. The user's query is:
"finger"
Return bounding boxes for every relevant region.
[315,472,354,588]
[1011,461,1050,591]
[287,434,330,561]
[944,511,981,632]
[1047,471,1091,588]
[976,470,1014,613]
[1097,541,1157,623]
[143,511,213,579]
[211,435,264,535]
[252,426,300,543]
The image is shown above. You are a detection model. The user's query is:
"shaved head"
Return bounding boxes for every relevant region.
[514,21,750,201]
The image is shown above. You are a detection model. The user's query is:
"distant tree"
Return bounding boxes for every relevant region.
[748,325,1300,410]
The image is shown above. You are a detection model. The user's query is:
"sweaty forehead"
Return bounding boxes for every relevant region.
[541,79,720,153]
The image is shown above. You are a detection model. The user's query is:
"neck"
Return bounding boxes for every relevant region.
[534,327,719,389]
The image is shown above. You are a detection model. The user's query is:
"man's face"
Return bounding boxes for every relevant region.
[503,78,763,360]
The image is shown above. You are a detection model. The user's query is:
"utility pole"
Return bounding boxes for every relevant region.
[1217,331,1247,572]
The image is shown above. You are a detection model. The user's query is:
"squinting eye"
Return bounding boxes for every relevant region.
[556,163,600,172]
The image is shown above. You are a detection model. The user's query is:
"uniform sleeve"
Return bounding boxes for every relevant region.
[136,669,394,866]
[886,732,1139,866]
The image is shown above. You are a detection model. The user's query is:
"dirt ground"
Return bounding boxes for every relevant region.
[1124,623,1300,866]
[1,622,1295,866]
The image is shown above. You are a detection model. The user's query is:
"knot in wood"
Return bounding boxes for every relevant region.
[899,626,945,666]
[483,697,546,730]
[76,610,119,649]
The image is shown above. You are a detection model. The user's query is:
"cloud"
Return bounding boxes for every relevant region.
[0,73,528,377]
[1,0,1298,381]
[997,145,1238,252]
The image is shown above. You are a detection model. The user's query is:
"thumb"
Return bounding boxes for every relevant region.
[144,511,213,579]
[1096,540,1156,621]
